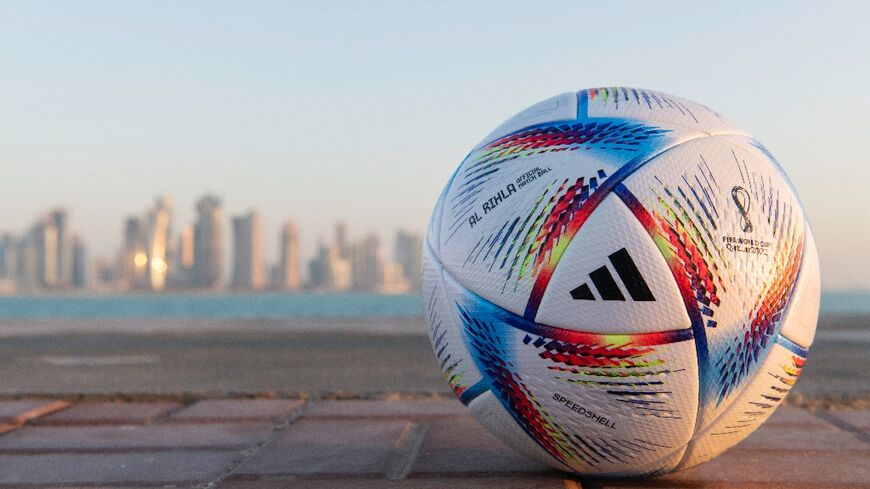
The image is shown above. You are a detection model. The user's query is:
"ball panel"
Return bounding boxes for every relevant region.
[584,87,747,137]
[676,339,807,470]
[619,135,807,431]
[535,194,691,333]
[438,149,611,318]
[422,242,484,401]
[468,390,567,470]
[477,92,578,151]
[442,268,700,476]
[778,228,820,349]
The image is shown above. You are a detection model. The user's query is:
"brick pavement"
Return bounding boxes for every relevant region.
[0,398,865,488]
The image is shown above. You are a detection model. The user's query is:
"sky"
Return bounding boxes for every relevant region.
[0,1,867,289]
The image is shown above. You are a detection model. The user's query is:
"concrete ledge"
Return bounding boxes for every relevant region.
[0,397,864,487]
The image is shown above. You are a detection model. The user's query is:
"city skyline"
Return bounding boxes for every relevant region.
[1,2,867,289]
[0,194,424,295]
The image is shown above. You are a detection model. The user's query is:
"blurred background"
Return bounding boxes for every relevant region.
[0,1,866,398]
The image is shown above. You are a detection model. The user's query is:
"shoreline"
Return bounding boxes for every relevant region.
[0,313,864,337]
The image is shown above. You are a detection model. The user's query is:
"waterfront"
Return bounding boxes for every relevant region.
[0,291,865,399]
[0,313,864,399]
[0,291,867,319]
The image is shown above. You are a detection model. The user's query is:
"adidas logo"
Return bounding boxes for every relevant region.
[570,248,655,302]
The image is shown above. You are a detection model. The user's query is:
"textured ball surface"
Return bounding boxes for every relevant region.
[423,87,819,476]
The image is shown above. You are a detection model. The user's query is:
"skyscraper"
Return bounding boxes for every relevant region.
[193,195,223,289]
[350,233,385,292]
[382,261,410,294]
[231,210,266,290]
[395,230,423,291]
[16,231,39,291]
[0,234,18,293]
[4,210,84,292]
[146,196,172,291]
[278,221,301,290]
[179,225,195,271]
[0,234,17,281]
[331,248,352,291]
[50,209,72,287]
[308,240,351,291]
[334,222,348,259]
[71,236,87,288]
[121,216,148,290]
[34,218,59,288]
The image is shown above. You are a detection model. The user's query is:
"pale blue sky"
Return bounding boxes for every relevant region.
[0,1,867,289]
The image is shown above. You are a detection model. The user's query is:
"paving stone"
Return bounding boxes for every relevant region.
[0,423,274,451]
[412,416,552,475]
[764,406,833,427]
[305,399,466,418]
[735,424,867,451]
[595,480,866,488]
[0,400,69,424]
[825,409,870,431]
[658,448,870,486]
[0,451,241,484]
[221,477,567,488]
[235,418,408,476]
[32,401,181,426]
[170,399,304,422]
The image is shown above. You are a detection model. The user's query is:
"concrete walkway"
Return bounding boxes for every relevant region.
[0,397,866,488]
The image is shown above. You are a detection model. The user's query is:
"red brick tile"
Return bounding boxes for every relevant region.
[32,401,181,426]
[412,416,552,475]
[0,451,241,485]
[735,424,867,451]
[235,418,408,476]
[826,409,870,431]
[305,399,466,418]
[764,406,833,428]
[221,477,567,488]
[597,480,865,488]
[660,448,870,485]
[170,399,304,423]
[0,423,274,451]
[0,400,70,424]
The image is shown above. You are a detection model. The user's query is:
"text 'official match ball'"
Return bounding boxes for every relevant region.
[422,87,819,476]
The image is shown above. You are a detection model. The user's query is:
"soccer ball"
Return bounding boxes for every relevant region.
[422,87,819,476]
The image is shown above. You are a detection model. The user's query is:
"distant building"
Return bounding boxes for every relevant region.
[0,234,17,279]
[16,231,39,291]
[278,221,301,290]
[92,256,116,292]
[71,236,87,288]
[121,216,148,290]
[193,195,223,289]
[334,222,349,259]
[351,233,384,292]
[50,209,73,287]
[34,218,59,288]
[146,196,172,291]
[0,234,18,293]
[167,224,196,289]
[330,248,352,291]
[2,209,84,293]
[179,225,195,271]
[308,241,351,291]
[231,210,266,290]
[382,261,410,294]
[395,230,423,291]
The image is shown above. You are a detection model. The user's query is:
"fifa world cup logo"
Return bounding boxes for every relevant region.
[731,186,753,233]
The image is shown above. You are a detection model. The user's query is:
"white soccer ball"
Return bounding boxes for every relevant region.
[423,87,819,476]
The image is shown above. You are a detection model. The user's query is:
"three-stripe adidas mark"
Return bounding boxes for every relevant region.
[570,248,655,302]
